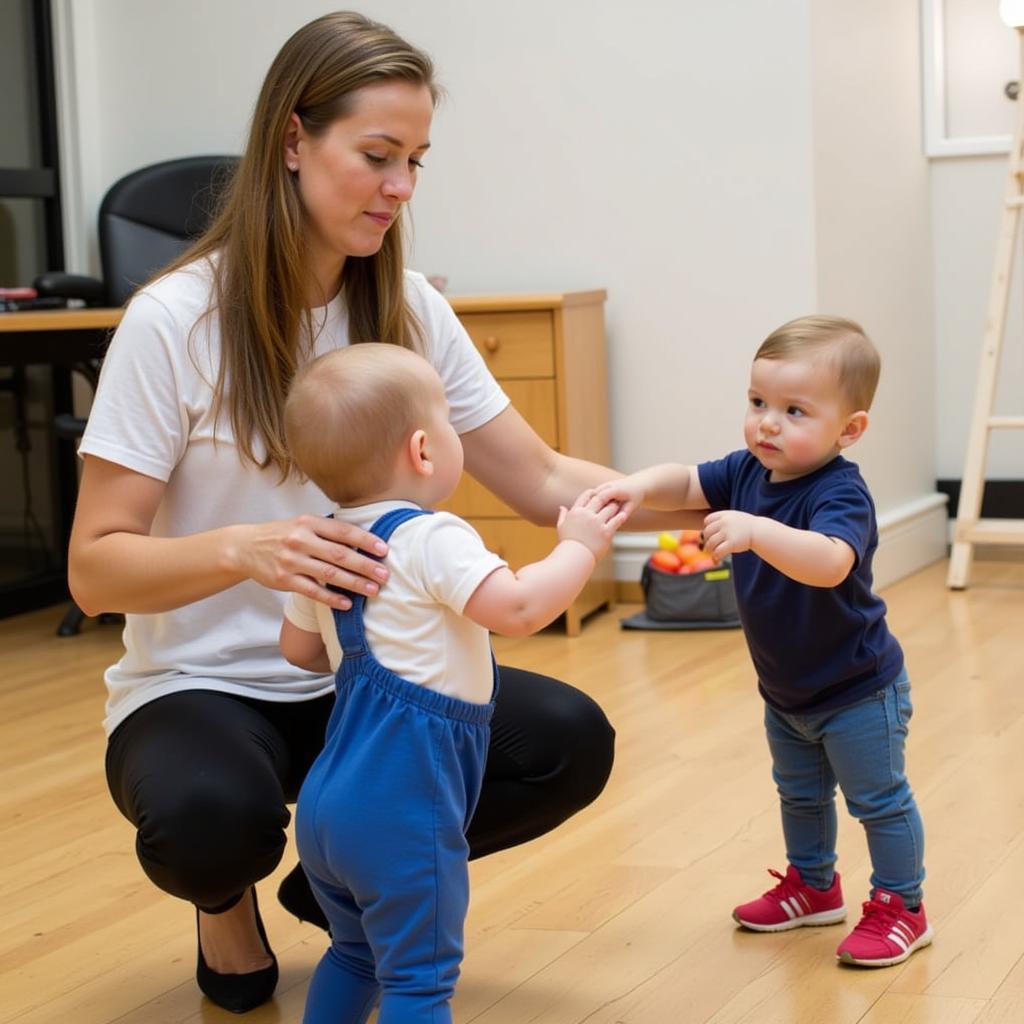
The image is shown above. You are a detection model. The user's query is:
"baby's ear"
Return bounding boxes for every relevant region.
[838,410,869,449]
[406,428,435,477]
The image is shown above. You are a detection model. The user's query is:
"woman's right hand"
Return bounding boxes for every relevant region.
[230,514,390,610]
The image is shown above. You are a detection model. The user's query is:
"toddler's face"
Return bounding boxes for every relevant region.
[744,356,853,482]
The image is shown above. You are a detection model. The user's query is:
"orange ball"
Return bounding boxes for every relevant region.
[650,550,683,573]
[678,542,703,566]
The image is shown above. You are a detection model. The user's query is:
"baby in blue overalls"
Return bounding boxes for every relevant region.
[279,343,625,1024]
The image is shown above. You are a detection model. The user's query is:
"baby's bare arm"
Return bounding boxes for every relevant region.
[463,490,627,637]
[280,619,331,673]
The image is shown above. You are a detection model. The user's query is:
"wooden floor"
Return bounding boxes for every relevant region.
[3,558,1024,1023]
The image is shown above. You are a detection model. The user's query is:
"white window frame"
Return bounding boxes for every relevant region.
[921,0,1013,157]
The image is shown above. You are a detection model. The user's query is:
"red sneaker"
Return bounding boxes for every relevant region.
[836,890,933,966]
[733,865,847,932]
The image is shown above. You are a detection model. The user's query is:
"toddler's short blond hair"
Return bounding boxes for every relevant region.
[284,343,440,504]
[755,315,880,412]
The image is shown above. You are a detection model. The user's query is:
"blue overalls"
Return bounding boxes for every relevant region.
[296,508,498,1024]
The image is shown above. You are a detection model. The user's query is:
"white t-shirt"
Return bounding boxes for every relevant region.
[80,260,509,735]
[284,501,506,705]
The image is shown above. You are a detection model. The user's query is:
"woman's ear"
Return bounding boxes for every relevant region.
[838,410,869,449]
[406,429,435,477]
[283,112,303,173]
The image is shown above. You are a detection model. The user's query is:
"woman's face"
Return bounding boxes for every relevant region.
[286,80,434,275]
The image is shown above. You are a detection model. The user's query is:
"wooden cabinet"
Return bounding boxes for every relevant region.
[443,290,614,635]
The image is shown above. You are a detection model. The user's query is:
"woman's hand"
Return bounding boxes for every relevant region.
[231,514,390,610]
[69,455,390,615]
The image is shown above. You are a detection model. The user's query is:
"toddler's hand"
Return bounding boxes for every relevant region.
[702,510,757,559]
[557,489,629,561]
[591,475,646,521]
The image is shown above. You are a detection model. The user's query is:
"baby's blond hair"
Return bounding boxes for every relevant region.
[284,343,439,504]
[755,315,880,412]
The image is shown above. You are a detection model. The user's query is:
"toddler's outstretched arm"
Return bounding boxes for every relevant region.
[463,490,627,637]
[592,464,710,520]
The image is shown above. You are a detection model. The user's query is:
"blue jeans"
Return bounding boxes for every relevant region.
[764,670,925,905]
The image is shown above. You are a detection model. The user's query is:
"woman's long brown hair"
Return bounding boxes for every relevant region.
[160,11,438,477]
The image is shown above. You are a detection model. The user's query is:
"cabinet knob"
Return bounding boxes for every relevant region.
[483,335,500,354]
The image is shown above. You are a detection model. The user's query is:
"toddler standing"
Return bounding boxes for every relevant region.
[595,315,931,967]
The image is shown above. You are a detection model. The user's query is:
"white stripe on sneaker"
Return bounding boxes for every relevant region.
[797,892,812,914]
[781,900,797,920]
[888,930,909,952]
[893,920,915,944]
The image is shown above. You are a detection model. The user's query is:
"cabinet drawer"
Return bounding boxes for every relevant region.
[442,476,509,518]
[442,379,557,517]
[467,518,556,570]
[459,311,555,378]
[500,378,557,445]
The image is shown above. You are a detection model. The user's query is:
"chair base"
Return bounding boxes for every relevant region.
[57,603,123,637]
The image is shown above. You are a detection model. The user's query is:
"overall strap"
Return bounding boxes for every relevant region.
[331,507,433,657]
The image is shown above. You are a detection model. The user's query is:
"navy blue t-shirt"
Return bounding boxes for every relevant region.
[698,450,903,713]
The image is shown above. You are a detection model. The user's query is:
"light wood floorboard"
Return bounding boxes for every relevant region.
[1,558,1022,1023]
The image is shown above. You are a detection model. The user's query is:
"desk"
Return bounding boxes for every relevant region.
[0,299,611,628]
[0,308,122,616]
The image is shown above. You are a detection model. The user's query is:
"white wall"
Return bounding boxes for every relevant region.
[925,0,1024,483]
[54,0,949,582]
[806,0,946,586]
[809,0,935,509]
[57,0,818,476]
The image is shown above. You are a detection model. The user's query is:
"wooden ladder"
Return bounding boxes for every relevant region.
[947,30,1024,588]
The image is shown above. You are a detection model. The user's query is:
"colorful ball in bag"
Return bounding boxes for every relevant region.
[650,549,683,573]
[650,530,721,575]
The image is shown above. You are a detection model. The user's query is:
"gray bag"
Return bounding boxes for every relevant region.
[621,559,741,630]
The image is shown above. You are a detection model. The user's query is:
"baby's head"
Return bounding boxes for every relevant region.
[746,316,878,479]
[285,342,456,505]
[754,315,879,414]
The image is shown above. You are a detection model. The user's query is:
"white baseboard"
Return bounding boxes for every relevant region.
[612,492,950,592]
[873,493,949,589]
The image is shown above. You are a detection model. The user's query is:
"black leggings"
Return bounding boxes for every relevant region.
[105,667,615,912]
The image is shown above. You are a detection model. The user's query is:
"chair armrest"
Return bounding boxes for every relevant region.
[32,272,107,305]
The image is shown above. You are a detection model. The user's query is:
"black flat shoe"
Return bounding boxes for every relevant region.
[277,862,329,932]
[196,887,279,1014]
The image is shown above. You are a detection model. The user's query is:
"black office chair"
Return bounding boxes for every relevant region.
[36,155,239,307]
[35,156,239,635]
